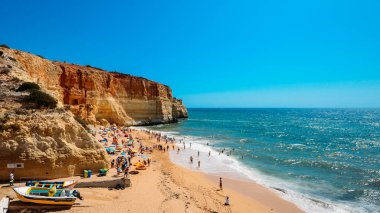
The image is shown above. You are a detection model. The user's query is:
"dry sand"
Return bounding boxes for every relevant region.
[0,128,303,213]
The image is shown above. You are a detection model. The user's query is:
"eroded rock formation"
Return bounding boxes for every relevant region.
[0,46,187,180]
[0,49,109,180]
[1,47,187,126]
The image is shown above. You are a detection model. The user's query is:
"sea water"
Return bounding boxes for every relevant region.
[144,108,380,213]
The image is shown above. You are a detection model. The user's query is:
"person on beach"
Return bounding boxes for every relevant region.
[190,143,192,148]
[177,147,180,154]
[209,151,211,157]
[9,171,14,186]
[219,177,223,190]
[198,160,200,168]
[124,166,129,178]
[190,156,193,163]
[198,151,200,157]
[117,166,122,176]
[224,196,230,206]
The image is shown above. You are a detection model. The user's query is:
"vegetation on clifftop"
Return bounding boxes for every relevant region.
[16,82,41,92]
[16,82,57,108]
[27,90,57,109]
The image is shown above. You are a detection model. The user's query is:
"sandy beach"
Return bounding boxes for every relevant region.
[1,127,303,213]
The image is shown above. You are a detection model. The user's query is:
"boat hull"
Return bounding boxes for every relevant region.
[15,193,75,205]
[13,187,76,206]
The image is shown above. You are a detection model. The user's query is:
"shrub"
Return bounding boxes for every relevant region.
[28,90,57,108]
[16,82,40,92]
[0,44,10,49]
[75,116,88,130]
[0,67,11,74]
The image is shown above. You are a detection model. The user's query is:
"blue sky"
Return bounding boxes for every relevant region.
[1,0,380,107]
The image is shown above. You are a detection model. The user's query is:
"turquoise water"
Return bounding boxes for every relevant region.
[146,108,380,212]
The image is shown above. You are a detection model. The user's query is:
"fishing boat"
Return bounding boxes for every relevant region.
[13,186,83,205]
[26,180,78,189]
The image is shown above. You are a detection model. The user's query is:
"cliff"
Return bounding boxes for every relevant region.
[0,46,187,181]
[0,48,109,181]
[0,47,188,126]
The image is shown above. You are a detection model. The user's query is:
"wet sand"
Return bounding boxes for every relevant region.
[0,128,303,213]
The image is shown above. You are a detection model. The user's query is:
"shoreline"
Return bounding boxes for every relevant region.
[0,127,303,212]
[134,128,304,212]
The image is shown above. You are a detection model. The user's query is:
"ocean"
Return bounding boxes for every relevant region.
[144,108,380,213]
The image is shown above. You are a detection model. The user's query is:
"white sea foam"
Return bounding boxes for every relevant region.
[136,128,376,213]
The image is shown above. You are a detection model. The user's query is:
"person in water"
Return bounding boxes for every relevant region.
[190,156,193,163]
[219,177,223,190]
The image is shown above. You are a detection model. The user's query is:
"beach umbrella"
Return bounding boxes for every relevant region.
[105,147,115,153]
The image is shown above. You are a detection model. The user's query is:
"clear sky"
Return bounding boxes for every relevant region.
[1,0,380,108]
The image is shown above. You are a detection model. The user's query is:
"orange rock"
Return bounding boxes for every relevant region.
[2,48,188,126]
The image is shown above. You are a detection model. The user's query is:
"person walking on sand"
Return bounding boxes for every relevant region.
[9,171,14,186]
[198,160,200,168]
[224,196,230,206]
[124,166,129,178]
[198,151,200,157]
[219,177,223,190]
[209,151,211,157]
[190,156,193,164]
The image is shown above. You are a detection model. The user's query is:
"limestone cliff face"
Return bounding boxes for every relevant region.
[0,46,187,180]
[0,48,188,126]
[0,48,109,181]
